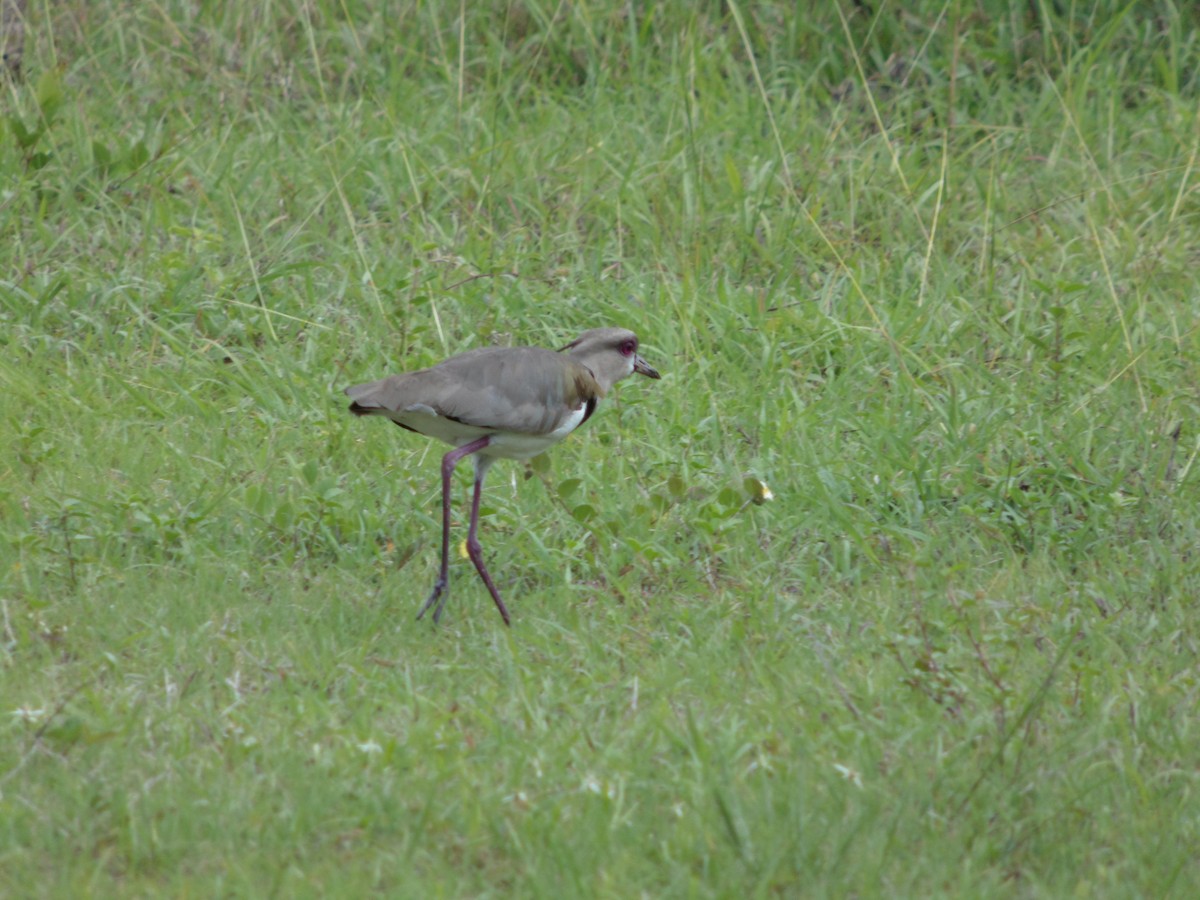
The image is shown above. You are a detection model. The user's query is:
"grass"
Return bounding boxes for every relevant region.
[3,0,1200,894]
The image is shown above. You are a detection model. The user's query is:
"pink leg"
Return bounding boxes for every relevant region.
[416,436,492,624]
[464,456,511,626]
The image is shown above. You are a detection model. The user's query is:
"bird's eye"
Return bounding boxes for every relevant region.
[619,340,636,357]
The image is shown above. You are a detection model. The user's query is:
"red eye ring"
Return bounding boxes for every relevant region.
[619,339,637,357]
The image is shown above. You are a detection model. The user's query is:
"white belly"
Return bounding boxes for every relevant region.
[480,405,587,459]
[392,403,587,460]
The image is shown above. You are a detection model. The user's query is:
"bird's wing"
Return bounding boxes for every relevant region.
[346,347,601,435]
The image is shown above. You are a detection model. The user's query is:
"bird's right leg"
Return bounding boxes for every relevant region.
[416,435,491,624]
[463,456,511,626]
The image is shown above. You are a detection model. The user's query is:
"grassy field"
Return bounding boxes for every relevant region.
[3,0,1199,895]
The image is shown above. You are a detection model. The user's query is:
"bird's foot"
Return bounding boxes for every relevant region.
[416,576,448,623]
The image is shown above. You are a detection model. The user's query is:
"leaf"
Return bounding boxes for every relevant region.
[723,154,743,194]
[717,487,741,509]
[44,716,85,748]
[7,115,42,148]
[1055,281,1087,294]
[667,474,686,498]
[128,139,150,170]
[301,459,319,486]
[92,140,112,170]
[35,69,64,120]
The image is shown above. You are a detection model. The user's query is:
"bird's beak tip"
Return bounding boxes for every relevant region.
[634,356,661,380]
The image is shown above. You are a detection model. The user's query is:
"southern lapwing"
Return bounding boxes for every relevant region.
[344,327,661,626]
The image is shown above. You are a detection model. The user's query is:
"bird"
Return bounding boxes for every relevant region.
[344,327,661,626]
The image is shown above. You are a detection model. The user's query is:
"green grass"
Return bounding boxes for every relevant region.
[3,0,1200,894]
